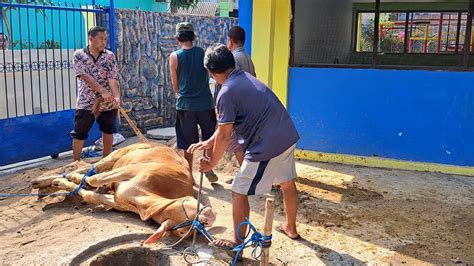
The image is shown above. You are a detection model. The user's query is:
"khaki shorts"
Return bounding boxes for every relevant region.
[231,144,297,195]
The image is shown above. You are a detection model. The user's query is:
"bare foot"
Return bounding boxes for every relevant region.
[275,223,300,240]
[211,238,238,249]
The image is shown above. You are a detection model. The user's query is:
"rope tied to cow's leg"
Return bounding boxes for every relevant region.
[87,164,96,176]
[68,174,90,197]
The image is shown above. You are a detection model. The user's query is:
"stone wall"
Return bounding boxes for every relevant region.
[99,10,237,136]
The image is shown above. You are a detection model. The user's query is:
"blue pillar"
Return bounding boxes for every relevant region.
[108,0,115,52]
[238,0,253,55]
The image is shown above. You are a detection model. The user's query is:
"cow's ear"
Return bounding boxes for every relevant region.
[143,220,171,244]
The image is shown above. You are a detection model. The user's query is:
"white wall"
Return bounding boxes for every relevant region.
[0,49,77,119]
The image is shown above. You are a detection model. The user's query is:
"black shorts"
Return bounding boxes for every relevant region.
[175,109,217,150]
[70,109,117,140]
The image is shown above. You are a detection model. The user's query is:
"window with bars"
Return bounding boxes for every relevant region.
[291,0,474,70]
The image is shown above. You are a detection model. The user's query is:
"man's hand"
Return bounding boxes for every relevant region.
[187,140,213,154]
[113,96,121,108]
[101,90,114,102]
[199,156,215,173]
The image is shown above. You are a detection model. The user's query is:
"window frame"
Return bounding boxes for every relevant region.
[289,0,474,71]
[353,9,470,55]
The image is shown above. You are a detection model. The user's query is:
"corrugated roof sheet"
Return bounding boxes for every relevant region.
[176,2,218,16]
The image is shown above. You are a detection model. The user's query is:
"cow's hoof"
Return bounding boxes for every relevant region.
[52,178,71,191]
[32,174,63,189]
[67,174,82,184]
[37,186,61,198]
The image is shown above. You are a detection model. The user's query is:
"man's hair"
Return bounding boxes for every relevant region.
[176,31,195,42]
[228,26,245,45]
[204,44,235,74]
[88,26,107,37]
[0,32,7,40]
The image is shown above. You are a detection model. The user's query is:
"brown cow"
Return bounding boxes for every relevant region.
[31,142,216,244]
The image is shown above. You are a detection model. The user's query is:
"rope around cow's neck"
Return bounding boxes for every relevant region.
[155,173,208,253]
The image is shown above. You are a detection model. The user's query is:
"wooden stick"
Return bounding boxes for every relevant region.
[260,198,275,266]
[118,107,148,143]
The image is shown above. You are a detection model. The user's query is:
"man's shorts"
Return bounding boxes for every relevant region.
[231,144,297,195]
[226,131,243,153]
[70,109,117,140]
[175,109,217,150]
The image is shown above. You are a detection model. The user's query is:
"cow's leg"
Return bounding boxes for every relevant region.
[51,178,129,212]
[66,165,138,187]
[32,161,89,189]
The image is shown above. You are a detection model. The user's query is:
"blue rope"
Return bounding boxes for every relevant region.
[172,220,193,230]
[87,164,96,176]
[230,218,272,266]
[192,220,215,243]
[0,192,70,197]
[68,174,89,196]
[81,147,102,159]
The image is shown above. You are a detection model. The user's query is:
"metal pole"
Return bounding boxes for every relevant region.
[463,0,474,69]
[9,6,18,116]
[17,6,27,116]
[455,12,461,53]
[50,5,58,111]
[26,4,34,114]
[192,171,205,249]
[108,0,115,52]
[65,2,72,109]
[372,0,381,67]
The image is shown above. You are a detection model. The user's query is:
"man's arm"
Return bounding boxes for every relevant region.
[199,123,233,172]
[187,130,218,154]
[108,79,120,105]
[79,74,113,102]
[169,52,179,96]
[108,54,120,105]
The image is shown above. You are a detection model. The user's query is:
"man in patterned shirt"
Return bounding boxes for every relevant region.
[71,26,120,161]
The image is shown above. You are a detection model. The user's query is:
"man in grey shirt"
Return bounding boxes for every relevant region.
[227,26,256,77]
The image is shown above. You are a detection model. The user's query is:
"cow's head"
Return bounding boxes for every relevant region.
[198,206,216,227]
[170,206,216,238]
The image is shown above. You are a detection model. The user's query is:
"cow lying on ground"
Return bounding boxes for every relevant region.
[31,142,216,244]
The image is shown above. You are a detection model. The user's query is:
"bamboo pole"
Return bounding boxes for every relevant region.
[260,198,275,266]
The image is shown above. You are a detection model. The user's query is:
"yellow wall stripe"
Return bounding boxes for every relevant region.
[272,0,291,106]
[251,0,275,87]
[295,149,474,176]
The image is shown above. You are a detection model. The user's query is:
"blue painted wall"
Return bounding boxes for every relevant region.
[238,0,252,55]
[0,110,100,166]
[288,67,474,166]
